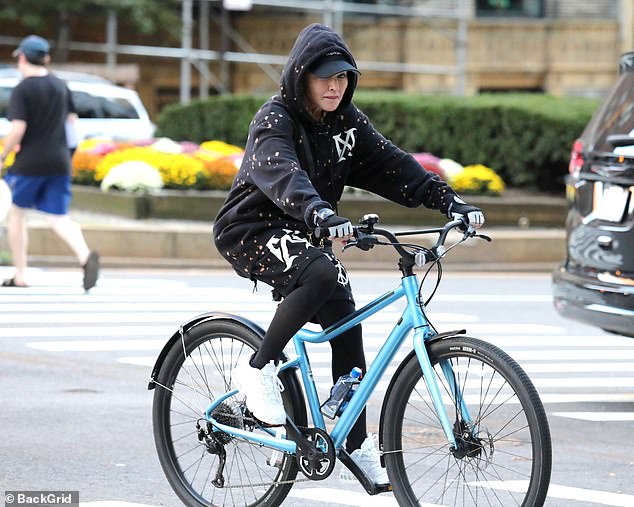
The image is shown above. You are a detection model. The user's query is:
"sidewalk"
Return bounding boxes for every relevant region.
[0,208,566,272]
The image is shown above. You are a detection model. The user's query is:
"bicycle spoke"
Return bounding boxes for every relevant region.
[384,336,550,506]
[153,322,299,507]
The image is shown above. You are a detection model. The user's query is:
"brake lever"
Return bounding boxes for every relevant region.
[342,230,376,252]
[342,240,357,252]
[475,233,492,242]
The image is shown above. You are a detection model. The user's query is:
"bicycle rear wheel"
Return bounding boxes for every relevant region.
[383,336,551,506]
[152,319,301,507]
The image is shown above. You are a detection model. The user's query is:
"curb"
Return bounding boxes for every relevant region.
[0,218,566,272]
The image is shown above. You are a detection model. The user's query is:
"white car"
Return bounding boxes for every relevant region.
[0,68,155,141]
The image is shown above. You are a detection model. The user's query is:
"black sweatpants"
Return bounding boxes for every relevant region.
[251,253,367,452]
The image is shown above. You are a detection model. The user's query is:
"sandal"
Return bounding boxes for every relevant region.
[82,251,100,291]
[2,277,28,287]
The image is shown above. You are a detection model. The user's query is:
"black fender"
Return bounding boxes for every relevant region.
[378,329,466,465]
[147,311,308,426]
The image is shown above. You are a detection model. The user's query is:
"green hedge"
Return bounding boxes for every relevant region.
[156,92,600,191]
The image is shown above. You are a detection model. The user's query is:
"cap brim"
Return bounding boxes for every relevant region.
[11,48,21,58]
[312,59,360,78]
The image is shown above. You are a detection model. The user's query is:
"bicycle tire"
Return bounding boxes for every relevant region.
[152,319,301,507]
[382,336,552,506]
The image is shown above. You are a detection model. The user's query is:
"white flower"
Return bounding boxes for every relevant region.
[438,158,464,179]
[151,137,182,154]
[101,161,164,193]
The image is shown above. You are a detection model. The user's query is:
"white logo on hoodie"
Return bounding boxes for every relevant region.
[333,127,357,162]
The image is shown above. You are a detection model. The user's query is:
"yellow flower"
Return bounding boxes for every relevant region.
[449,164,505,196]
[200,140,244,157]
[67,138,245,191]
[95,147,207,189]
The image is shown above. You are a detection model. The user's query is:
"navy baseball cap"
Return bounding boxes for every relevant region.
[12,35,50,59]
[310,52,359,78]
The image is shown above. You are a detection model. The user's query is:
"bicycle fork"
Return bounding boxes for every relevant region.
[403,275,473,452]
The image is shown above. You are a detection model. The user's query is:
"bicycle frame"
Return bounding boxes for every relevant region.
[204,272,469,455]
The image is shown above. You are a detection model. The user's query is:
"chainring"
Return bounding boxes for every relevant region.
[296,427,336,481]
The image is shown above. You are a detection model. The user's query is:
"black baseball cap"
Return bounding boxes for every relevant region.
[12,35,50,60]
[310,52,360,78]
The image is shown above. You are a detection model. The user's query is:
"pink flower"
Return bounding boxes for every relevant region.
[412,152,445,179]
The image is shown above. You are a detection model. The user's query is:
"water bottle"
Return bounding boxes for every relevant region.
[320,367,362,419]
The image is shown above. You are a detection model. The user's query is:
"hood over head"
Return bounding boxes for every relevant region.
[280,23,359,120]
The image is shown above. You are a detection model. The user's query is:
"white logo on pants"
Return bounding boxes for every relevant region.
[266,230,310,272]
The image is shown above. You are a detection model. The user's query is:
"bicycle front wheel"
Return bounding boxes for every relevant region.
[152,319,301,507]
[383,336,551,507]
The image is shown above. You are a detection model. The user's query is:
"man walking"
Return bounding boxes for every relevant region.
[0,35,99,290]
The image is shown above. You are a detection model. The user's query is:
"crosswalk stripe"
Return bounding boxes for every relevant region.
[0,311,477,325]
[553,412,634,421]
[5,275,634,410]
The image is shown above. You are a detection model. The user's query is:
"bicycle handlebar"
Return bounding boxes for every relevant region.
[334,214,491,266]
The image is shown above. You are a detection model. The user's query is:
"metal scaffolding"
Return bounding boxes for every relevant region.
[0,0,469,102]
[181,0,469,102]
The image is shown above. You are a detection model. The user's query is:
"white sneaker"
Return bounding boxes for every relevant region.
[235,361,286,426]
[339,434,389,485]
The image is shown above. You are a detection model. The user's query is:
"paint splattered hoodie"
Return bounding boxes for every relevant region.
[213,23,457,268]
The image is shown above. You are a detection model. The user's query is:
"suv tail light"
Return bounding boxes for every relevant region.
[569,139,584,177]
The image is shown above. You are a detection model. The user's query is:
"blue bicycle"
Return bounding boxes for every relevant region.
[149,215,552,507]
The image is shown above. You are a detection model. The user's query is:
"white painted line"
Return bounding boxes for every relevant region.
[288,487,399,506]
[356,293,554,303]
[484,335,634,348]
[432,294,553,302]
[303,350,634,363]
[552,412,634,421]
[0,302,276,313]
[0,313,213,324]
[0,311,476,325]
[510,350,634,360]
[0,293,274,304]
[4,327,165,338]
[28,339,165,351]
[533,377,634,388]
[0,286,217,296]
[521,362,634,373]
[458,323,566,334]
[118,357,156,367]
[539,393,634,404]
[478,480,634,506]
[81,502,159,507]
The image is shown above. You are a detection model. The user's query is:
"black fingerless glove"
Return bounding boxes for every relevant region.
[313,208,354,238]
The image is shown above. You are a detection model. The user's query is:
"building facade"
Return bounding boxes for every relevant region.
[0,0,632,118]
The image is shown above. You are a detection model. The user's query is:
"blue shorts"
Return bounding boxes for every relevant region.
[4,172,72,215]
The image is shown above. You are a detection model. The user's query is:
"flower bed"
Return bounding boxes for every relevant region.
[71,137,243,192]
[2,137,505,198]
[411,153,505,196]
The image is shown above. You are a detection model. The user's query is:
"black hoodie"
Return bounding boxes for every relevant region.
[213,23,457,271]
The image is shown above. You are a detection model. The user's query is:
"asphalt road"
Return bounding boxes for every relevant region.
[0,266,633,507]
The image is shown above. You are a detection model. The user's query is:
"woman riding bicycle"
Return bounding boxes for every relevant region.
[213,22,484,485]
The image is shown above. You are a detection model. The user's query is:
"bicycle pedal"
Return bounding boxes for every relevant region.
[338,449,392,495]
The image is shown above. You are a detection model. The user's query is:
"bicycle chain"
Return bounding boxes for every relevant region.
[221,476,311,489]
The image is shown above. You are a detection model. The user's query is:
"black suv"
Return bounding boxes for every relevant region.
[553,51,634,337]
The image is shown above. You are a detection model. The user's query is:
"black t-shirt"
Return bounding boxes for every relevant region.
[7,74,73,176]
